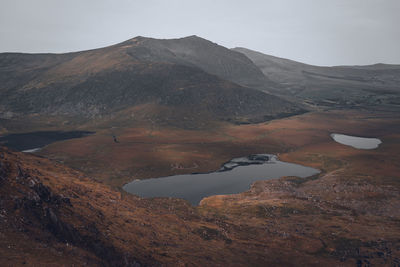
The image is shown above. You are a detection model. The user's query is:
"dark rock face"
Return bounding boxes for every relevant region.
[0,160,8,183]
[193,226,232,244]
[248,154,269,161]
[218,154,271,172]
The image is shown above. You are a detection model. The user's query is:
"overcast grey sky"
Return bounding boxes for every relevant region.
[0,0,399,66]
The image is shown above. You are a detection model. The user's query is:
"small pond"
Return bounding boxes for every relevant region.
[123,154,320,205]
[331,133,382,149]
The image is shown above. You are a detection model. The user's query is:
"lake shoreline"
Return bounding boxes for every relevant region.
[123,153,320,205]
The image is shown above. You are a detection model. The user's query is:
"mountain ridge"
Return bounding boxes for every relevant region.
[233,47,400,68]
[0,36,304,131]
[233,47,400,108]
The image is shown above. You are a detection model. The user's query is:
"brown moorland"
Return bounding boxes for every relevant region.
[39,109,400,187]
[1,109,400,265]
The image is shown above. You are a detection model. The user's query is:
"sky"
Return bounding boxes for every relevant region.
[0,0,399,66]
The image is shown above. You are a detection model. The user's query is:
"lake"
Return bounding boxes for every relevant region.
[331,133,382,149]
[123,154,320,205]
[0,131,94,152]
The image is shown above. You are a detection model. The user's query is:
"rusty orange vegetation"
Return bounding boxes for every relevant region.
[1,110,400,266]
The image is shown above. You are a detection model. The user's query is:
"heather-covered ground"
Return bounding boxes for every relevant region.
[1,109,400,266]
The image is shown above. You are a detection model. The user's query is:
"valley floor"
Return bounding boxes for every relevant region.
[1,109,400,266]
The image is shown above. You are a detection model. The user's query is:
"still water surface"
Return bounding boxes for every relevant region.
[331,133,382,149]
[0,131,94,152]
[123,154,320,205]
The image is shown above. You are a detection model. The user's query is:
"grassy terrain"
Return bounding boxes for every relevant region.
[1,109,400,265]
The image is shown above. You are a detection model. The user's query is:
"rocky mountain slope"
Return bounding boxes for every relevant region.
[120,35,275,90]
[0,37,301,131]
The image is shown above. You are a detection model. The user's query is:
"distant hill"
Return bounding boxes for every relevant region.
[0,37,303,131]
[233,47,400,109]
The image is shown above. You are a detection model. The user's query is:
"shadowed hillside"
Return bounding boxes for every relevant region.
[120,35,276,90]
[0,37,303,131]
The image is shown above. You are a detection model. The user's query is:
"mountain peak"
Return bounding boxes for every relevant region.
[178,35,212,43]
[122,35,210,46]
[182,35,202,39]
[127,35,152,41]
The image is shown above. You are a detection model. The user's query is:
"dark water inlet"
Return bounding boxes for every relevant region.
[0,131,94,151]
[123,154,320,205]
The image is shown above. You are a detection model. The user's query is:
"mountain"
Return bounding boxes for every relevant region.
[119,35,276,90]
[2,37,400,266]
[0,37,303,131]
[233,47,400,108]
